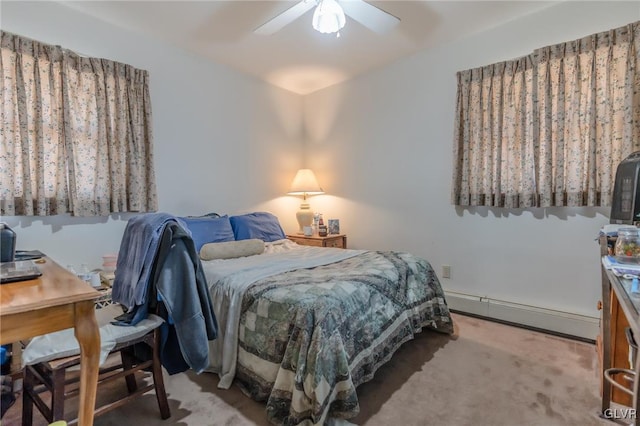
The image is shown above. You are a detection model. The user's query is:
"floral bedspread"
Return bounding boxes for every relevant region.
[233,250,453,425]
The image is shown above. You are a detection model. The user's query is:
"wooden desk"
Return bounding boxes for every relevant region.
[601,256,640,424]
[0,258,101,426]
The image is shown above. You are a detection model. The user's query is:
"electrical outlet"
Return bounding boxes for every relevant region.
[442,265,451,279]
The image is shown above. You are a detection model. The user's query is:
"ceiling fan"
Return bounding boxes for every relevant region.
[254,0,400,36]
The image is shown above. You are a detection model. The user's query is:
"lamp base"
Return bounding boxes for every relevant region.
[296,203,314,234]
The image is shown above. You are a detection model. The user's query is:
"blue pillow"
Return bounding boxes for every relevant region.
[180,215,235,252]
[229,212,286,242]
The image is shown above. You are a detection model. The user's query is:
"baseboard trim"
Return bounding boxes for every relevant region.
[450,310,595,344]
[445,290,600,342]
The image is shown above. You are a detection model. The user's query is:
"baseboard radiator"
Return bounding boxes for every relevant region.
[444,290,600,341]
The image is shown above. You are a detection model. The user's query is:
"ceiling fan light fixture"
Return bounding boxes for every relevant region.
[312,0,346,34]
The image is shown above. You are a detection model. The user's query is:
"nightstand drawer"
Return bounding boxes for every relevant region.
[287,234,347,249]
[291,237,324,247]
[324,236,345,248]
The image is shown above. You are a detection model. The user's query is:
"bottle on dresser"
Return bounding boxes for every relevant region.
[318,214,328,237]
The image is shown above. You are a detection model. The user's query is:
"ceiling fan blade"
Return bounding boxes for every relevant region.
[254,0,317,35]
[340,0,400,34]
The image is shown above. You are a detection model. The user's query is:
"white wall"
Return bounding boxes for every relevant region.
[0,1,304,269]
[303,1,640,322]
[2,0,639,334]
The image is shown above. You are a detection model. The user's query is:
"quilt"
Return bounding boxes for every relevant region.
[205,245,452,425]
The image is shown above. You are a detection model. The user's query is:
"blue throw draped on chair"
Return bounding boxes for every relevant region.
[111,212,217,374]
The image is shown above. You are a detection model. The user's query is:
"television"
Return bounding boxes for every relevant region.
[611,151,640,225]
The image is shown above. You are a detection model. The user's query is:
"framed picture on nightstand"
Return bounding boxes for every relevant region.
[328,219,340,235]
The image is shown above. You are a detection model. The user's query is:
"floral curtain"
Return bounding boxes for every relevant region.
[0,31,157,216]
[452,21,640,208]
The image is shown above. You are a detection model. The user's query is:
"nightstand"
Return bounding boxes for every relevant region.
[287,234,347,249]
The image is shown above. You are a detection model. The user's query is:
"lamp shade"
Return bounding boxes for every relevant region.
[288,169,324,234]
[312,0,346,34]
[288,169,324,196]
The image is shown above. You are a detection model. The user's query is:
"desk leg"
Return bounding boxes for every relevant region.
[74,300,100,426]
[633,352,640,426]
[602,266,613,415]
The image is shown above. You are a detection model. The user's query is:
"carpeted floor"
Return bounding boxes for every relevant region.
[1,313,611,426]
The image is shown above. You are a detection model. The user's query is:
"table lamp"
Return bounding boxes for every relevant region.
[287,169,324,234]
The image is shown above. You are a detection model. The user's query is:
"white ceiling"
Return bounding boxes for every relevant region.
[61,1,558,95]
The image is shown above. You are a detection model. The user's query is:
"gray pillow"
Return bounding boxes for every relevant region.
[200,239,265,260]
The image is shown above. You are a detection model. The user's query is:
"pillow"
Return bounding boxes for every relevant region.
[200,239,265,260]
[229,212,286,242]
[180,215,235,252]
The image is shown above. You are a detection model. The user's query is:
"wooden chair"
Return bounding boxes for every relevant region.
[21,305,170,425]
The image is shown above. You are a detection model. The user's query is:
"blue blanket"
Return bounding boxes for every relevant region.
[112,213,187,310]
[111,212,218,374]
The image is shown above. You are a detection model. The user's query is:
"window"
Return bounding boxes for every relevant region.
[0,31,157,216]
[451,21,640,208]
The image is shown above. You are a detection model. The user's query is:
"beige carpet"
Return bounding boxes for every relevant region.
[2,313,610,426]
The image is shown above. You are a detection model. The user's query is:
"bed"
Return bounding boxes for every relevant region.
[192,213,453,426]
